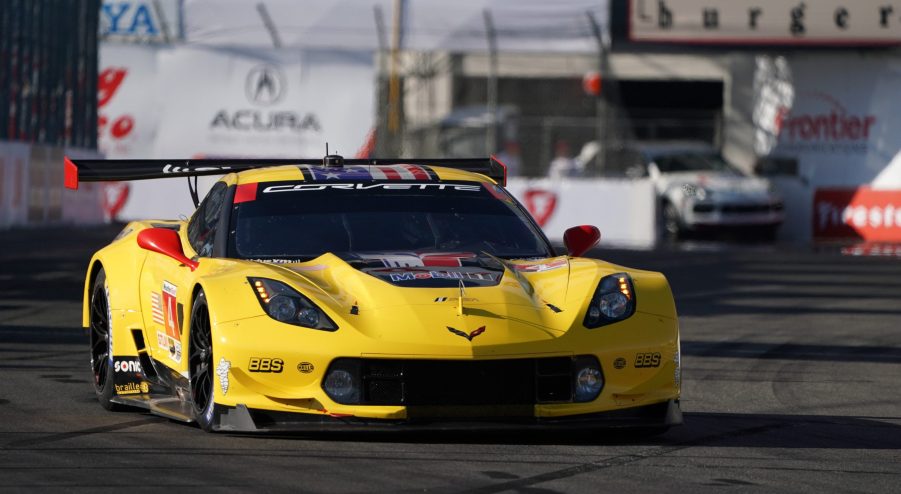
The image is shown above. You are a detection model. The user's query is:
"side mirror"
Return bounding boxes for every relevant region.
[137,228,199,271]
[563,225,600,257]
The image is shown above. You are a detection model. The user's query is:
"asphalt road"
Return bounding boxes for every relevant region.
[1,226,900,493]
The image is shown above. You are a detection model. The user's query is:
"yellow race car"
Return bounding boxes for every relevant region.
[65,154,681,433]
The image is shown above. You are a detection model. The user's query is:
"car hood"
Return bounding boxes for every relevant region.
[204,252,675,353]
[252,253,606,349]
[657,171,774,200]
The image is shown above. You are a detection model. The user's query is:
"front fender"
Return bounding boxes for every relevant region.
[81,224,150,328]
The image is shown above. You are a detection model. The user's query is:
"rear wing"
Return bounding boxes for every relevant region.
[64,155,507,189]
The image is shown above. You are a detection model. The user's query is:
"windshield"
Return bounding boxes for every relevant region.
[651,151,739,174]
[229,181,553,261]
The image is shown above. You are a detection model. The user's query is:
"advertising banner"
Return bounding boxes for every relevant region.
[152,47,373,159]
[814,187,901,242]
[99,44,160,159]
[100,0,182,42]
[96,44,375,220]
[630,0,901,45]
[753,54,901,188]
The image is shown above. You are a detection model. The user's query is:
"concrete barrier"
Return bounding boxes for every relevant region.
[506,178,657,247]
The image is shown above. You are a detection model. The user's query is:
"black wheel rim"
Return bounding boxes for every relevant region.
[189,301,213,415]
[89,285,110,392]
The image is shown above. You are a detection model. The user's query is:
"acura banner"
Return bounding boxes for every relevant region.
[98,44,375,220]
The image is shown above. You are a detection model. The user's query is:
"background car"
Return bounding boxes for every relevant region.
[638,142,784,239]
[581,141,785,240]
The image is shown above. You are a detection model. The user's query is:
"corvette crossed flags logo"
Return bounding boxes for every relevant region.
[447,326,486,341]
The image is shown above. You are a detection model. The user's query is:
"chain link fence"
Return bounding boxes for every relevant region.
[405,110,720,177]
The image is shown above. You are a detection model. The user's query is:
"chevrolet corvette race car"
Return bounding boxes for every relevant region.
[65,154,681,432]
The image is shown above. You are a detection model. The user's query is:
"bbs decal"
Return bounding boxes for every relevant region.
[248,357,284,373]
[634,352,662,368]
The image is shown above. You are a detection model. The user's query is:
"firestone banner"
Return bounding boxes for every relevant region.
[814,187,901,242]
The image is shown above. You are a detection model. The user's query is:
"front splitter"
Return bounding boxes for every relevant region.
[213,399,682,432]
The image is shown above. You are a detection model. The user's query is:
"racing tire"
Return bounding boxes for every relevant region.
[189,290,217,432]
[89,268,119,410]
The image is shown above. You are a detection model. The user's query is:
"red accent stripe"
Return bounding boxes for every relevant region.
[403,164,429,180]
[380,167,401,180]
[64,156,79,190]
[234,182,258,204]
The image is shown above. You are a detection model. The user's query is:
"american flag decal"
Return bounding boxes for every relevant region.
[299,164,437,181]
[150,292,164,324]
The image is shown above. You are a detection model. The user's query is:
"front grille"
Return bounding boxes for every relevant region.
[341,357,576,406]
[721,204,772,214]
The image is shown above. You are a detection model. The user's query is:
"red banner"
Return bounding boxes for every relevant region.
[814,187,901,241]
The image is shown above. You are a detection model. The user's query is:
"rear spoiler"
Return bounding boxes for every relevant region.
[64,155,507,189]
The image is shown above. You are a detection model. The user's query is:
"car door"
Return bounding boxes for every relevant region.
[138,182,228,374]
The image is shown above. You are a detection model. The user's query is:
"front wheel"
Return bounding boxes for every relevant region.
[662,201,685,240]
[189,290,217,431]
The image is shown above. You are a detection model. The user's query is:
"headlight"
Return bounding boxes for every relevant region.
[573,355,604,402]
[248,277,338,331]
[322,359,361,404]
[583,272,636,328]
[681,183,710,200]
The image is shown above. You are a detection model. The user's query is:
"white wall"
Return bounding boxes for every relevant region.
[506,177,656,247]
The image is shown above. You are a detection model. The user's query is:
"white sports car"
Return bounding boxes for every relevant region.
[634,142,784,239]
